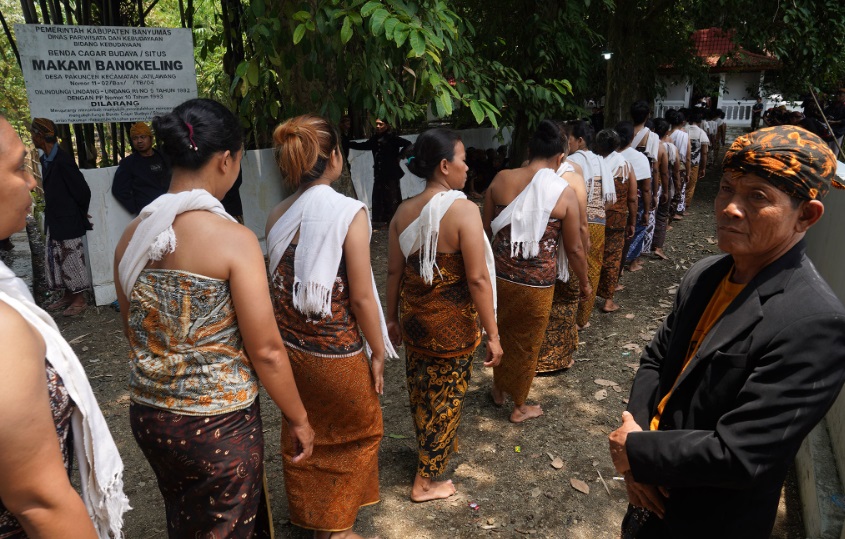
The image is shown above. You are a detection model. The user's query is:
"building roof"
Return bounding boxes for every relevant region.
[692,28,781,72]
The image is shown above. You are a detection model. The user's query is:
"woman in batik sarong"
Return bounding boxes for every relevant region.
[617,122,654,272]
[115,99,314,539]
[535,123,590,374]
[650,118,680,260]
[667,109,691,220]
[483,120,590,422]
[386,128,501,502]
[565,120,615,329]
[0,115,129,538]
[266,115,394,539]
[594,129,638,313]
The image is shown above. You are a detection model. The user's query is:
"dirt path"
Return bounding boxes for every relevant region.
[47,155,804,538]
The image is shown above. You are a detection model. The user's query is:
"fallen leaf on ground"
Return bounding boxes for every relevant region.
[594,389,608,401]
[530,487,542,498]
[639,333,651,341]
[551,457,565,470]
[706,237,716,244]
[594,379,617,386]
[571,478,591,495]
[622,343,640,351]
[612,385,623,393]
[625,363,640,369]
[625,313,635,319]
[387,433,407,439]
[68,333,90,344]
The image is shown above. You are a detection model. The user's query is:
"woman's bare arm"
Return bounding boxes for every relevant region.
[556,190,590,299]
[344,210,387,393]
[0,302,97,539]
[386,214,406,347]
[455,200,502,367]
[227,227,314,462]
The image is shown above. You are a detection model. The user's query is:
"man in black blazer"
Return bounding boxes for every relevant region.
[609,125,845,538]
[31,118,91,316]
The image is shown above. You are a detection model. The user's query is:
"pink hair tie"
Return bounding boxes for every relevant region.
[185,121,198,151]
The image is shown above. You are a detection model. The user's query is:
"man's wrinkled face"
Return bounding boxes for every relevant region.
[715,171,804,261]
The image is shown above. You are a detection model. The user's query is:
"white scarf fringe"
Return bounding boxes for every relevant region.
[267,184,397,358]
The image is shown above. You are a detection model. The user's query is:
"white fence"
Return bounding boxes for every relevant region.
[655,98,803,127]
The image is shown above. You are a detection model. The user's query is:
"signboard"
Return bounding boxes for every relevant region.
[15,24,198,124]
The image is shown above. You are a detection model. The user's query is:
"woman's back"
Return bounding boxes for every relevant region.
[392,190,478,255]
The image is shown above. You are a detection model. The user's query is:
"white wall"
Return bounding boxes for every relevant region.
[722,72,760,101]
[84,127,509,305]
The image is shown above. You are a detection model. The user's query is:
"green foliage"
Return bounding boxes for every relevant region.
[0,0,31,134]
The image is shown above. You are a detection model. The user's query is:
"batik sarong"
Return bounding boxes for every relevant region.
[45,233,91,293]
[651,192,671,251]
[626,194,647,262]
[494,278,555,402]
[641,185,660,254]
[685,164,700,209]
[130,400,271,539]
[576,222,605,327]
[281,349,382,530]
[673,169,688,216]
[400,252,481,477]
[271,245,382,530]
[536,275,580,373]
[597,175,629,302]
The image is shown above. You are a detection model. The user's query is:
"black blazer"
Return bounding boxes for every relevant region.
[626,240,845,538]
[42,147,91,241]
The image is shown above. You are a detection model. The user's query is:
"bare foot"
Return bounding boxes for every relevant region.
[666,225,673,231]
[628,260,644,272]
[510,404,544,423]
[490,385,505,406]
[615,284,625,292]
[411,476,457,502]
[577,322,591,331]
[316,530,374,539]
[672,214,684,221]
[601,300,620,313]
[653,248,668,260]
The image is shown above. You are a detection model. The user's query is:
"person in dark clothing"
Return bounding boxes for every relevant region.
[31,118,91,316]
[750,97,763,130]
[221,170,244,223]
[348,119,411,224]
[824,88,845,157]
[111,122,172,215]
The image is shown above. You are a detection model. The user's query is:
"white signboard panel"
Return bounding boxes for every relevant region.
[15,24,197,124]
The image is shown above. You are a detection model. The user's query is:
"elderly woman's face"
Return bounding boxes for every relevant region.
[0,119,37,238]
[715,171,804,262]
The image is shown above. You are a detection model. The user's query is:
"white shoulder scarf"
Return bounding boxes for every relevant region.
[670,130,690,163]
[491,168,571,282]
[621,147,652,181]
[266,184,397,358]
[604,151,630,183]
[569,150,617,205]
[117,189,235,296]
[398,190,496,312]
[0,262,130,538]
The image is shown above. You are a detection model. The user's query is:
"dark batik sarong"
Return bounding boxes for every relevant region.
[626,195,647,262]
[536,275,580,373]
[129,400,271,539]
[45,233,91,293]
[400,252,481,478]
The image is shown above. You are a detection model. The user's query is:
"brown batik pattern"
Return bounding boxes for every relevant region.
[598,227,626,301]
[400,252,481,356]
[400,251,480,478]
[45,233,91,293]
[723,124,842,200]
[282,348,382,531]
[536,274,580,373]
[406,347,475,478]
[0,360,75,537]
[494,278,555,402]
[270,244,364,357]
[130,399,270,539]
[492,206,562,287]
[576,223,605,328]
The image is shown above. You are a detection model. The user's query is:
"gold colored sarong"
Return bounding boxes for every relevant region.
[536,274,580,373]
[281,349,382,532]
[493,278,555,404]
[576,222,605,327]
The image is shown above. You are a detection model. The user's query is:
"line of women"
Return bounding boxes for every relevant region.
[0,97,645,538]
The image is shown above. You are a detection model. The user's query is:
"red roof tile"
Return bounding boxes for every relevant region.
[691,28,781,71]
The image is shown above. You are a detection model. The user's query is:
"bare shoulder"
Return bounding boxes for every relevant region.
[0,300,44,368]
[115,216,143,260]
